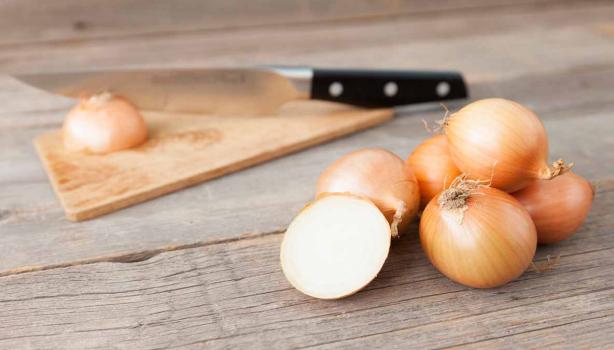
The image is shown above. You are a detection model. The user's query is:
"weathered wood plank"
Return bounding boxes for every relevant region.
[0,181,611,349]
[1,64,613,275]
[0,0,585,46]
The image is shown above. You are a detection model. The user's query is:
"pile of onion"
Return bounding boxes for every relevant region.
[415,98,594,288]
[280,98,595,298]
[63,92,147,154]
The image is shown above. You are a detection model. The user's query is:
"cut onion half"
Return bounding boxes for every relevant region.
[280,194,391,299]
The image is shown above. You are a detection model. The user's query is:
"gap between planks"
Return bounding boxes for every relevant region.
[0,229,283,278]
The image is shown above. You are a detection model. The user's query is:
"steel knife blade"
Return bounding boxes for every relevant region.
[11,66,468,114]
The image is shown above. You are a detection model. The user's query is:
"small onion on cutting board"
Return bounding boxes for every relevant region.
[63,92,148,154]
[280,193,391,299]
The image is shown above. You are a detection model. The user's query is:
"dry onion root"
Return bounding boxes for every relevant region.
[513,170,594,244]
[63,92,148,154]
[420,176,537,288]
[443,98,571,192]
[316,148,420,237]
[280,194,391,299]
[407,134,461,208]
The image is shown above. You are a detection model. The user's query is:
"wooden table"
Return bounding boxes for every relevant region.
[1,1,613,348]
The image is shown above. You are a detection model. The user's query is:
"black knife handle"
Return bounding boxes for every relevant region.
[310,69,468,108]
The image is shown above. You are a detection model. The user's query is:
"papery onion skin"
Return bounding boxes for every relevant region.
[445,98,556,192]
[513,172,593,244]
[407,134,461,208]
[420,185,537,288]
[63,93,147,154]
[316,148,420,237]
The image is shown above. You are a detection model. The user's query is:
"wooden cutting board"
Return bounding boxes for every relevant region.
[34,102,393,221]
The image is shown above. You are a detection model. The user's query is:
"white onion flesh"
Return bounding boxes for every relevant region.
[280,194,391,299]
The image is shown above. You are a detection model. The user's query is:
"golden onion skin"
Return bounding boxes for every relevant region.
[420,186,537,288]
[317,148,420,236]
[407,134,461,208]
[445,99,551,192]
[514,172,593,244]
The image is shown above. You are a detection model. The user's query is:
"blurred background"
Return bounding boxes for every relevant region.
[1,0,612,74]
[2,0,613,118]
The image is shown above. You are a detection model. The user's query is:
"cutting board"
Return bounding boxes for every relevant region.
[34,101,393,221]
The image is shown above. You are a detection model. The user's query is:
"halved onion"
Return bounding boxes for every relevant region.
[280,194,391,299]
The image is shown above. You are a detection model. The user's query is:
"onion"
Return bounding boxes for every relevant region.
[407,134,461,208]
[513,171,593,244]
[63,92,148,154]
[420,177,537,288]
[316,148,420,237]
[444,98,571,192]
[280,193,391,299]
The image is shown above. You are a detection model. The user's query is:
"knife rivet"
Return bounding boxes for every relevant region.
[329,82,343,97]
[384,82,398,97]
[436,81,451,97]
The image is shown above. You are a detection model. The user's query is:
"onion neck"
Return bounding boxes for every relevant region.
[438,187,469,210]
[438,175,489,224]
[87,92,114,107]
[537,159,574,180]
[390,202,406,238]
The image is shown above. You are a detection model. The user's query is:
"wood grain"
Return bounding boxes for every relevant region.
[34,103,392,220]
[0,180,611,349]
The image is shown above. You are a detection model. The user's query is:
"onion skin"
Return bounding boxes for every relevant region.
[420,185,537,288]
[513,172,593,244]
[407,135,461,208]
[63,93,147,154]
[316,148,420,237]
[445,98,558,192]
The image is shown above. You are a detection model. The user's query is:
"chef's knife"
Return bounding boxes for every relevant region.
[12,67,468,114]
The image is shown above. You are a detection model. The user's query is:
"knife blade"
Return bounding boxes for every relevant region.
[11,67,468,114]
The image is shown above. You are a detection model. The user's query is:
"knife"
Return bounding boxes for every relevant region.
[12,66,468,114]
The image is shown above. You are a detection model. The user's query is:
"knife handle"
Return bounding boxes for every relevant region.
[310,69,468,108]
